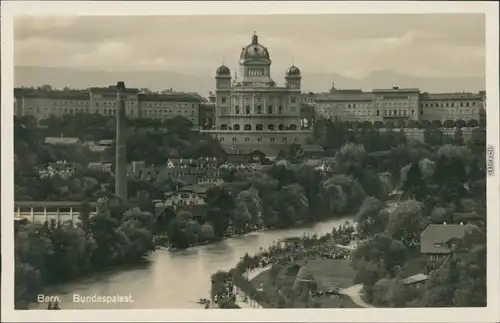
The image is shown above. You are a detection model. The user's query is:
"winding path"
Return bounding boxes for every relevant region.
[233,266,272,308]
[338,284,374,308]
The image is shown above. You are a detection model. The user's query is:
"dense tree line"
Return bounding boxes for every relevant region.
[15,198,156,309]
[350,134,487,307]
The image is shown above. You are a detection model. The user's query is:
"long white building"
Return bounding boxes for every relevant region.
[315,84,486,125]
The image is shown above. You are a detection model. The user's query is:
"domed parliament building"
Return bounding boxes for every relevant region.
[200,33,313,158]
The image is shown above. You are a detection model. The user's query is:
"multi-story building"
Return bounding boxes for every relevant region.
[199,33,313,157]
[14,201,98,226]
[315,84,486,125]
[419,92,485,123]
[14,86,203,125]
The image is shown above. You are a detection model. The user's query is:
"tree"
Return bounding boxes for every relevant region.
[266,184,309,227]
[205,187,234,238]
[333,143,368,177]
[355,197,388,240]
[386,200,427,248]
[372,277,407,307]
[352,233,408,277]
[233,187,261,231]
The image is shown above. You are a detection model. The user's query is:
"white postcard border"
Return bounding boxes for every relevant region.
[1,1,499,322]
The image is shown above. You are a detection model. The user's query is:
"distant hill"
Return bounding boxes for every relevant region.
[14,66,485,96]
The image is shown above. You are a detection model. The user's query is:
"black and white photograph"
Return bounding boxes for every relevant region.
[1,1,499,322]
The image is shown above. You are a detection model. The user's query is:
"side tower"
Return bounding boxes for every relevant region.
[115,81,127,202]
[285,65,302,90]
[215,65,232,129]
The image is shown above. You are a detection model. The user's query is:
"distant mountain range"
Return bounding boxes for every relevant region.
[14,66,485,96]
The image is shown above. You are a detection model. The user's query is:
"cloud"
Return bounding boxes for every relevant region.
[14,14,485,78]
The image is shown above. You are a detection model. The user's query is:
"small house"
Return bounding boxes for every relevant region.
[420,223,480,263]
[401,273,428,290]
[298,145,325,158]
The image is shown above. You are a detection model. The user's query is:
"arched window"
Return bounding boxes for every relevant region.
[244,124,251,131]
[289,124,297,130]
[233,124,240,131]
[256,105,262,114]
[245,105,251,114]
[278,124,284,131]
[268,124,275,131]
[256,124,263,131]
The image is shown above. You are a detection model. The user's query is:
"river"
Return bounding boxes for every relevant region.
[32,216,353,310]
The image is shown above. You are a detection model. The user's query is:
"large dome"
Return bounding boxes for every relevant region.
[240,33,270,61]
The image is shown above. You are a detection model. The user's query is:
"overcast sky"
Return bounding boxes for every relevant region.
[14,14,485,79]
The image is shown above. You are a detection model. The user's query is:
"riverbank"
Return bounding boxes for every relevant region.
[209,221,359,308]
[28,217,353,310]
[167,215,354,251]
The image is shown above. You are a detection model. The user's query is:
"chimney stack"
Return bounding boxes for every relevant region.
[115,81,127,202]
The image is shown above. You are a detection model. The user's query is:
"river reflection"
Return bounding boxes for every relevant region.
[31,216,352,309]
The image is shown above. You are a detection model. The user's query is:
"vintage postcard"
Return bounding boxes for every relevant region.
[1,1,499,322]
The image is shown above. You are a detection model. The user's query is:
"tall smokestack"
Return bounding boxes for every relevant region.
[115,81,127,201]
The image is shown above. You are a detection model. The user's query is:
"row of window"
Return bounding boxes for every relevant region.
[422,101,477,108]
[219,124,298,131]
[247,68,266,76]
[219,136,300,143]
[221,97,297,104]
[143,109,195,116]
[232,105,290,114]
[23,100,196,109]
[322,108,478,118]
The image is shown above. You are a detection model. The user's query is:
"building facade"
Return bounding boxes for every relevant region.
[315,84,486,125]
[14,86,202,125]
[199,33,313,157]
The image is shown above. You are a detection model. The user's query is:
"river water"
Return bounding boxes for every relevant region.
[32,216,352,310]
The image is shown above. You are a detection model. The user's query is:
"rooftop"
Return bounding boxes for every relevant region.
[420,224,480,254]
[300,144,325,154]
[138,93,202,103]
[420,92,484,100]
[15,201,98,207]
[402,273,429,285]
[45,137,80,145]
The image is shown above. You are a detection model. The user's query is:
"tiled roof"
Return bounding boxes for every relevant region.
[16,90,90,100]
[402,273,429,285]
[420,224,479,254]
[315,92,373,102]
[222,144,286,157]
[45,137,80,145]
[138,93,202,103]
[179,183,217,195]
[15,201,98,207]
[303,159,323,167]
[300,144,324,153]
[372,88,420,93]
[420,92,484,100]
[89,86,139,94]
